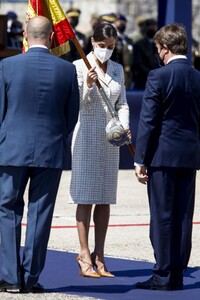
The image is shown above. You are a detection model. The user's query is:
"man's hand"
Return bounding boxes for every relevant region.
[135,166,148,184]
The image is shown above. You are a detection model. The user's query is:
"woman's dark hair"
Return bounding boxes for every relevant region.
[153,23,188,55]
[92,22,118,42]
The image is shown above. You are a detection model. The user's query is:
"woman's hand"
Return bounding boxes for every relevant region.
[125,129,132,140]
[87,66,98,88]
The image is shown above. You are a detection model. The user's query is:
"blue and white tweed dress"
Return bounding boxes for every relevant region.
[70,52,130,204]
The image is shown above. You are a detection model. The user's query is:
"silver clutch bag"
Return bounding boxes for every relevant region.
[98,87,129,147]
[105,117,129,147]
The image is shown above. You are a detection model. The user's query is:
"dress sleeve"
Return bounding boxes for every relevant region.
[73,59,97,108]
[115,65,130,129]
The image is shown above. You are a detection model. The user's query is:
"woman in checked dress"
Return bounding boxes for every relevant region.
[70,22,130,278]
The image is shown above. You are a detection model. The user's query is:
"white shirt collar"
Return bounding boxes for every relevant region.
[29,45,48,49]
[167,55,187,64]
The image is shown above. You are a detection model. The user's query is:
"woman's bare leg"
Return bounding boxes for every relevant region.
[76,204,96,273]
[93,204,110,261]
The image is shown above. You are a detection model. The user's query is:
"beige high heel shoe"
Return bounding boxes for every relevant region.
[76,255,100,278]
[91,253,115,278]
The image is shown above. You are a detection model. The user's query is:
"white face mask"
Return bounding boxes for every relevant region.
[93,47,113,64]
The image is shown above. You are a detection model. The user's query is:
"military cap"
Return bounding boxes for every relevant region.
[7,11,18,20]
[100,13,117,23]
[66,8,81,18]
[115,13,127,22]
[145,18,157,26]
[135,15,147,26]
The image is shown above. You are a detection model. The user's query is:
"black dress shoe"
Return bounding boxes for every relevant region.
[136,276,183,291]
[170,282,183,290]
[0,279,21,293]
[21,282,44,293]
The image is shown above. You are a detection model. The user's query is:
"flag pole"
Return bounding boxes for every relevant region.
[72,36,135,157]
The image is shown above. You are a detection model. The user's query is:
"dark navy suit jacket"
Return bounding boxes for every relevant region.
[0,47,79,169]
[135,58,200,169]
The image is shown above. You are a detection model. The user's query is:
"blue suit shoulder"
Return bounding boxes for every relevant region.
[53,55,76,69]
[10,49,75,70]
[148,59,191,75]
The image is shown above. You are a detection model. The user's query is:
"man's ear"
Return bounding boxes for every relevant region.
[163,44,169,52]
[49,32,55,47]
[23,30,28,41]
[50,32,55,42]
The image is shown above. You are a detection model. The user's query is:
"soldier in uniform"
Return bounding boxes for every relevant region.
[62,7,87,62]
[133,18,159,90]
[85,13,101,55]
[111,13,134,89]
[6,11,23,49]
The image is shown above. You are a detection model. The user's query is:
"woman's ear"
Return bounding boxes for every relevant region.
[91,37,95,48]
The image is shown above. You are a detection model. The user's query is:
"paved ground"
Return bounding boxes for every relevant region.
[1,169,200,299]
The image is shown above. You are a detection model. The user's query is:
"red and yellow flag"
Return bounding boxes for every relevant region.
[23,0,75,56]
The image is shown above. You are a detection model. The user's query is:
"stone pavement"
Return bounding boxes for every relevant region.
[1,169,200,299]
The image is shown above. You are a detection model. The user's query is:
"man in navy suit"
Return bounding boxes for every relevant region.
[134,23,200,290]
[0,16,79,293]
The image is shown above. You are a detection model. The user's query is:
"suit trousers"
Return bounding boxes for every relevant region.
[0,166,62,287]
[147,166,196,284]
